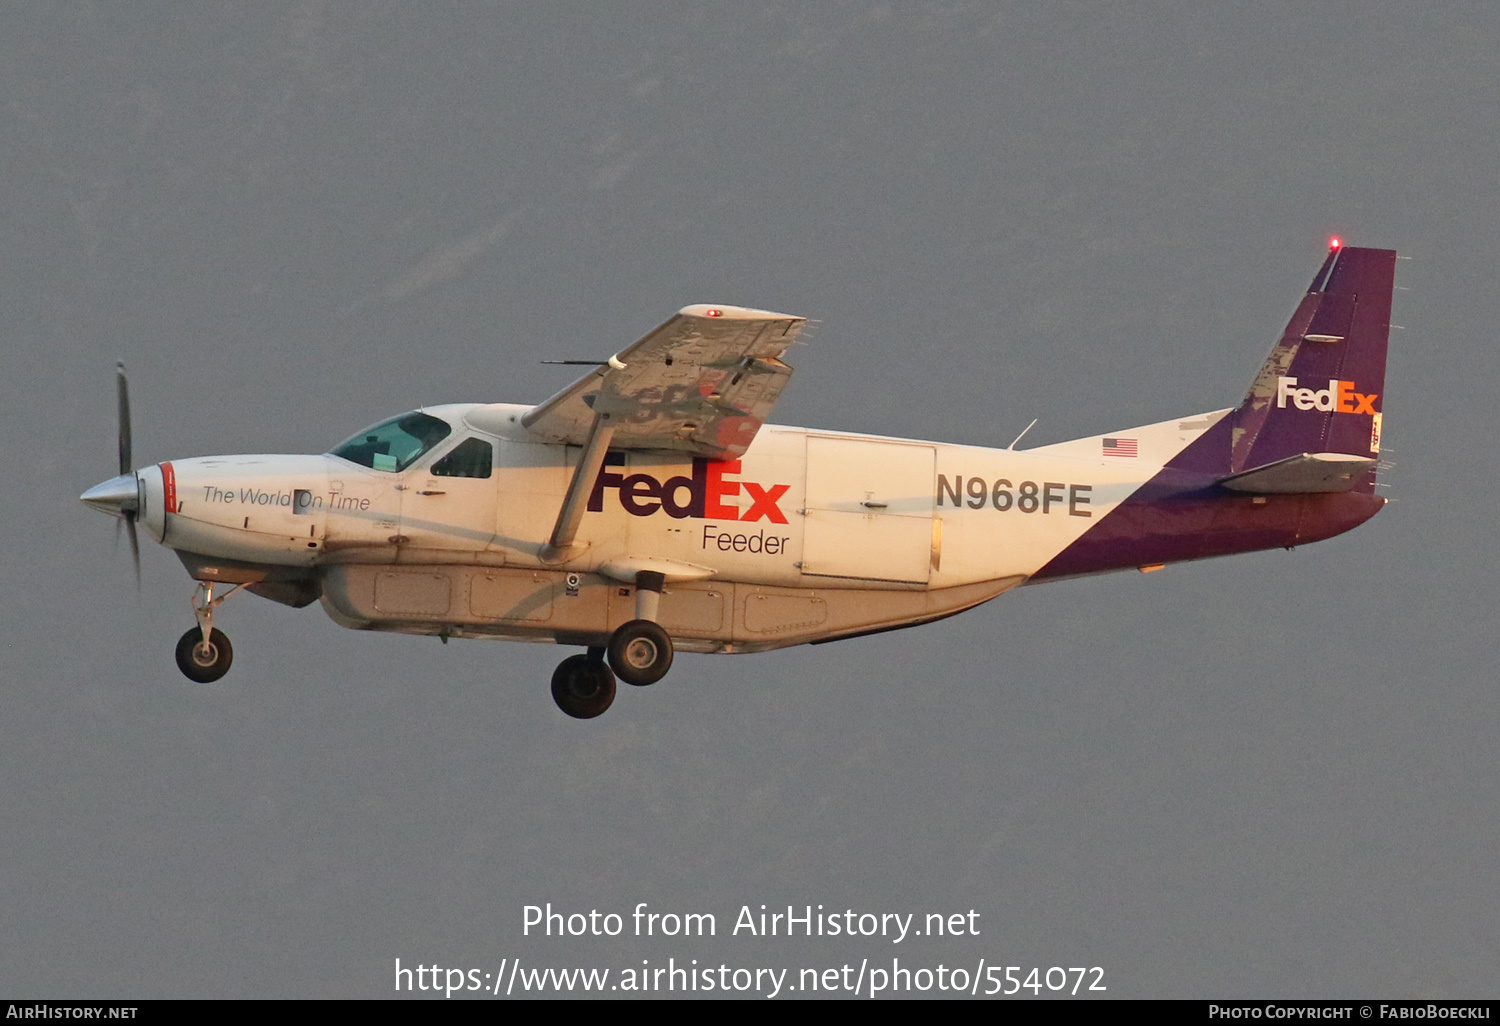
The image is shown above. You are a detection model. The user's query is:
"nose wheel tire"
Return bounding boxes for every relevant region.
[607,619,674,686]
[175,627,233,684]
[551,654,616,719]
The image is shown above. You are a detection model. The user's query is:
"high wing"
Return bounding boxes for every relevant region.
[522,304,807,459]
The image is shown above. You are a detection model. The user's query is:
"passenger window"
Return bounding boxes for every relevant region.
[431,437,493,478]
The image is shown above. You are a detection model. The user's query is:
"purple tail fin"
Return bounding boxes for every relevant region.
[1228,244,1396,482]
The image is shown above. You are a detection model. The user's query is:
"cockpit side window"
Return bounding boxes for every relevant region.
[330,412,452,472]
[431,437,493,478]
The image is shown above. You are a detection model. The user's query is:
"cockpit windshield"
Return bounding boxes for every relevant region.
[330,412,452,472]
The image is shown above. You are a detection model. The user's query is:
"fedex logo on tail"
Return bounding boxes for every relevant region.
[1275,377,1379,414]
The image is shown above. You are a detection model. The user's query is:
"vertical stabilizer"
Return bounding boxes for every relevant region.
[1228,243,1396,482]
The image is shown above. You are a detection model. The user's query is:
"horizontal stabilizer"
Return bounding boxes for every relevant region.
[1218,452,1377,494]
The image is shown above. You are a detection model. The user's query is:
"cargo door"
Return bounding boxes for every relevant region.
[801,437,934,584]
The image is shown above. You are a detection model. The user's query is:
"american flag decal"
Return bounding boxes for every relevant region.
[1102,437,1138,457]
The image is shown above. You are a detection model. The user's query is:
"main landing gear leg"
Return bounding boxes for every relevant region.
[174,581,244,684]
[607,571,675,687]
[551,572,676,718]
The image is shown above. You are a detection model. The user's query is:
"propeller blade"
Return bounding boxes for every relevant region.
[116,361,132,476]
[98,363,141,589]
[125,512,140,590]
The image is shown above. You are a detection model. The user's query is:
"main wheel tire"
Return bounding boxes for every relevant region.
[607,619,674,686]
[175,627,233,684]
[550,654,616,719]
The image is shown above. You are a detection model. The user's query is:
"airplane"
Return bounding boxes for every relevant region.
[81,241,1395,719]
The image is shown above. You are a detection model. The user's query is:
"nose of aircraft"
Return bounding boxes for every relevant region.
[80,472,141,517]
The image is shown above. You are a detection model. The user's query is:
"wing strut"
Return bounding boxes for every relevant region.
[540,411,616,562]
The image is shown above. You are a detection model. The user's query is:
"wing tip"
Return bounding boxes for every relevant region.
[679,303,802,322]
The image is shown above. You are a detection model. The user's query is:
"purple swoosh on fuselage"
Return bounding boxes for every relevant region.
[1030,414,1383,581]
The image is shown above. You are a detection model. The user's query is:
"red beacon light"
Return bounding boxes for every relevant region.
[1329,237,1342,250]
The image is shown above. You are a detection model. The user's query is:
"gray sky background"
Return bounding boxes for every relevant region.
[5,1,1498,999]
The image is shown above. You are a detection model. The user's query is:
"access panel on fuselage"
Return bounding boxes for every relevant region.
[801,436,935,584]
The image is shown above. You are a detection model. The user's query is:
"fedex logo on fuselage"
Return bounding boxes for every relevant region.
[588,453,790,524]
[1275,376,1379,414]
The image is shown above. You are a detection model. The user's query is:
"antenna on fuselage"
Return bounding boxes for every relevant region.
[1007,418,1038,450]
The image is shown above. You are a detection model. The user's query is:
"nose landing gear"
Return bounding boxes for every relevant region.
[175,627,233,683]
[174,581,244,684]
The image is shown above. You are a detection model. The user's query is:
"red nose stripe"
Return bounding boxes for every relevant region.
[162,462,178,513]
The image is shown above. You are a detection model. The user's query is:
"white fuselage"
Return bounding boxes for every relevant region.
[130,402,1227,653]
